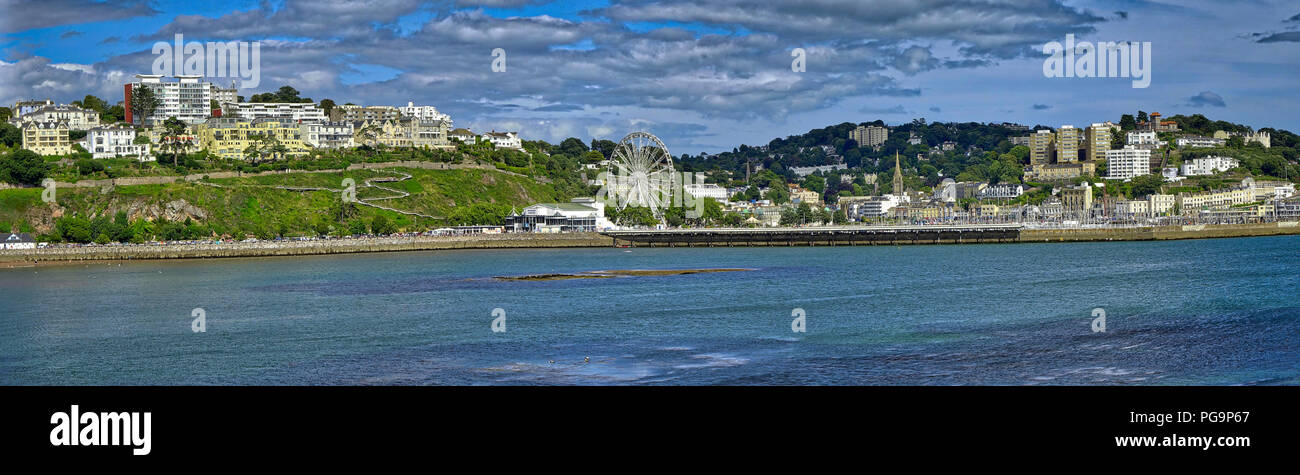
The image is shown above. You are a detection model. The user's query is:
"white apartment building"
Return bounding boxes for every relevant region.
[1126,130,1162,146]
[683,183,729,202]
[11,104,100,130]
[1104,146,1153,180]
[399,101,452,125]
[978,183,1026,200]
[300,121,355,149]
[222,102,326,123]
[86,125,151,160]
[127,74,215,125]
[482,131,523,151]
[1175,135,1225,148]
[211,84,238,106]
[1181,156,1239,176]
[854,194,907,218]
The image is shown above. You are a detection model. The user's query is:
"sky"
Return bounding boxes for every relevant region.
[2,0,1298,155]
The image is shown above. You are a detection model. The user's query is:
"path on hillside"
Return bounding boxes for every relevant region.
[197,169,442,219]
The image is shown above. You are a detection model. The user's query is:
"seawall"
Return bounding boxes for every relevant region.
[0,233,610,266]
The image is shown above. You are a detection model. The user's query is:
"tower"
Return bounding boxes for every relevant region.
[892,151,904,196]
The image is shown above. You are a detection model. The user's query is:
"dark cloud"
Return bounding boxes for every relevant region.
[1186,91,1226,108]
[532,103,584,112]
[859,105,909,115]
[99,36,120,45]
[60,30,83,39]
[138,0,427,42]
[1032,104,1052,110]
[455,0,549,6]
[1257,31,1300,43]
[0,0,159,34]
[929,106,941,113]
[1115,11,1129,19]
[593,0,1105,59]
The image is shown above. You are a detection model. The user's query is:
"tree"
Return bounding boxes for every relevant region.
[370,214,396,235]
[1136,110,1148,124]
[590,139,616,159]
[319,99,336,118]
[77,95,108,114]
[1119,114,1136,131]
[0,106,10,122]
[0,122,21,148]
[160,117,189,166]
[129,85,160,125]
[56,216,93,243]
[0,149,49,186]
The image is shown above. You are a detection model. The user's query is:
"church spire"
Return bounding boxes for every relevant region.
[892,151,904,195]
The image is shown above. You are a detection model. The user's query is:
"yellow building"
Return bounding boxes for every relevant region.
[1176,188,1255,214]
[1055,125,1080,163]
[1061,184,1093,214]
[195,118,309,160]
[1029,129,1053,165]
[892,203,947,220]
[977,204,1000,217]
[1024,162,1096,181]
[1084,123,1111,163]
[21,120,72,156]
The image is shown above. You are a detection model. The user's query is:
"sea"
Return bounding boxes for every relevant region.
[2,235,1298,385]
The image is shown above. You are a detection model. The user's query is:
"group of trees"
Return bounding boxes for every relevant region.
[0,149,48,186]
[54,211,170,244]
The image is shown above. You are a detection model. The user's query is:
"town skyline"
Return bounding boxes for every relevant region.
[3,0,1300,155]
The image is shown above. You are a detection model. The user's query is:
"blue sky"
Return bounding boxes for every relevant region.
[2,0,1298,154]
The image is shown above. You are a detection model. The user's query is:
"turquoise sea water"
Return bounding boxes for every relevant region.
[1,236,1298,385]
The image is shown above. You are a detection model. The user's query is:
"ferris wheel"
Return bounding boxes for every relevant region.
[608,131,675,216]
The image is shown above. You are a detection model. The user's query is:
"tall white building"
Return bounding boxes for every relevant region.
[1105,146,1152,180]
[126,74,215,125]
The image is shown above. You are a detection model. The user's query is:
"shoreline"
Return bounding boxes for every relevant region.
[2,223,1298,266]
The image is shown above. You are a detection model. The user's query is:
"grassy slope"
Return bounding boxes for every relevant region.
[0,167,563,237]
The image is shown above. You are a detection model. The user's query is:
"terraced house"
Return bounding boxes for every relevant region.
[21,120,71,156]
[194,118,309,160]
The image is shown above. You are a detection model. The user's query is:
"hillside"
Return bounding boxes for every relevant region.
[0,167,564,242]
